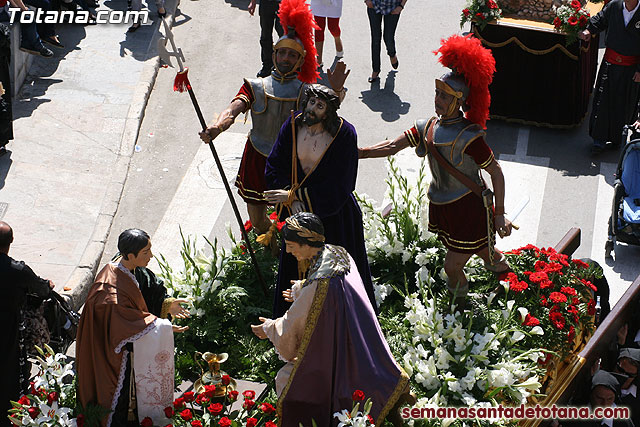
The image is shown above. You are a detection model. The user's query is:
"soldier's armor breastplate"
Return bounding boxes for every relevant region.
[246,76,305,156]
[416,117,487,205]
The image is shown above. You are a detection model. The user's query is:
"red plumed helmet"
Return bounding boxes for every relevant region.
[276,0,319,84]
[434,34,496,128]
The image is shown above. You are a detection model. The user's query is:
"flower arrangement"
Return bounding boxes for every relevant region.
[460,0,503,31]
[499,244,598,359]
[552,1,591,45]
[9,345,78,427]
[157,228,281,384]
[332,390,375,427]
[163,386,277,427]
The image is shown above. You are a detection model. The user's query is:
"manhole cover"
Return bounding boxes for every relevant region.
[0,202,7,220]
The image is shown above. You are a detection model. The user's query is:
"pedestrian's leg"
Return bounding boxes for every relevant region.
[327,17,342,57]
[247,203,271,235]
[314,15,326,66]
[382,13,400,68]
[258,0,279,76]
[366,8,382,80]
[444,250,473,299]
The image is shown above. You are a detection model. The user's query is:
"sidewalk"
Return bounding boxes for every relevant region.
[0,0,176,308]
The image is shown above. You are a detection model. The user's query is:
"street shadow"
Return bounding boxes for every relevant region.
[604,243,640,284]
[171,10,191,27]
[0,148,12,189]
[12,22,87,119]
[224,0,249,12]
[358,71,410,123]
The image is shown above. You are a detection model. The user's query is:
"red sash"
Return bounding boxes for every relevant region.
[604,48,640,66]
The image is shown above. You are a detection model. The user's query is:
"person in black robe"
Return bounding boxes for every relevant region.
[264,84,376,317]
[0,221,52,427]
[579,0,640,155]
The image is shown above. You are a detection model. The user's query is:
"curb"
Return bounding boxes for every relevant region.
[65,9,177,311]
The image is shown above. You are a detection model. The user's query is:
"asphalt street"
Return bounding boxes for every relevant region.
[101,0,640,305]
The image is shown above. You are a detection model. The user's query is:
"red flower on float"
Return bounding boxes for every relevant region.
[219,418,232,427]
[244,220,253,232]
[523,314,540,327]
[568,326,576,342]
[529,271,549,284]
[550,311,566,329]
[587,299,596,315]
[246,418,258,427]
[571,0,582,10]
[141,418,154,427]
[568,15,579,26]
[561,286,577,296]
[572,259,590,269]
[242,390,256,400]
[549,292,568,304]
[180,409,193,422]
[260,403,276,414]
[352,390,365,401]
[191,421,203,427]
[208,403,223,415]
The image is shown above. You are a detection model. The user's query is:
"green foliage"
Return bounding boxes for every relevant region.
[158,228,282,383]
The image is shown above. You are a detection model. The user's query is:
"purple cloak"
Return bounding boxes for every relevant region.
[265,113,376,317]
[276,246,408,427]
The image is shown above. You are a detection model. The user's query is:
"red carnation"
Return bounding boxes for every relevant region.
[540,295,548,306]
[529,271,549,284]
[228,390,239,401]
[571,0,581,10]
[588,299,596,315]
[546,262,564,274]
[581,279,597,291]
[510,280,528,292]
[260,403,276,414]
[242,390,256,400]
[568,16,579,26]
[18,396,30,406]
[463,8,470,16]
[269,212,278,220]
[243,399,256,410]
[28,407,39,420]
[487,0,498,9]
[179,409,193,422]
[568,326,576,342]
[534,260,548,272]
[208,403,223,415]
[549,292,568,304]
[561,286,577,296]
[265,423,277,427]
[367,415,375,425]
[476,12,485,19]
[523,313,540,327]
[540,279,554,289]
[191,421,202,427]
[244,220,253,232]
[550,311,566,329]
[219,418,232,427]
[579,14,588,27]
[246,418,258,427]
[29,382,36,394]
[221,375,231,386]
[276,221,286,232]
[352,390,365,401]
[183,392,195,403]
[141,417,153,427]
[164,407,174,418]
[572,259,590,269]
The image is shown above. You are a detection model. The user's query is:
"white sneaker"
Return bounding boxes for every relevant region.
[336,50,344,58]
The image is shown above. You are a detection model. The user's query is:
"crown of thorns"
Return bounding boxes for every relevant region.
[304,84,341,111]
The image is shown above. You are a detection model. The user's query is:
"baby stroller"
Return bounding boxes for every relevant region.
[605,125,640,258]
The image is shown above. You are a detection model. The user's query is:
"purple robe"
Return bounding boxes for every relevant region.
[265,113,376,317]
[276,245,408,426]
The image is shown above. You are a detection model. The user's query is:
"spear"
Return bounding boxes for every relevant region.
[158,18,269,297]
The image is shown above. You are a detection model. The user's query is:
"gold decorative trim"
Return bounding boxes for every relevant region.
[276,278,331,425]
[235,176,267,202]
[161,298,175,319]
[304,188,313,213]
[479,152,495,169]
[285,217,325,243]
[473,28,588,61]
[435,79,464,99]
[376,370,410,426]
[428,189,475,205]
